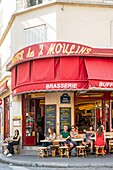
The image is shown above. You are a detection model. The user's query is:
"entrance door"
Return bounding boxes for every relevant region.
[4,96,10,139]
[22,95,45,146]
[24,99,36,146]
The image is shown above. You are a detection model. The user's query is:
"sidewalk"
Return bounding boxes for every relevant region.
[0,152,113,168]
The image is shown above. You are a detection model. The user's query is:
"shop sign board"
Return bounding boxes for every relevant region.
[6,42,93,71]
[60,107,71,131]
[45,105,56,134]
[12,116,21,127]
[60,93,70,104]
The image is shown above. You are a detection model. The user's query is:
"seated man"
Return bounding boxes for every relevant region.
[60,125,74,150]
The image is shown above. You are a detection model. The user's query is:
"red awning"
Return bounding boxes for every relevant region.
[0,81,8,94]
[84,58,113,89]
[12,57,88,96]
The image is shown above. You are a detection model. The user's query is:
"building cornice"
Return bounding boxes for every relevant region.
[0,0,113,46]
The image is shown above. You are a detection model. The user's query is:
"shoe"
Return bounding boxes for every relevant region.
[7,153,12,157]
[4,150,8,155]
[63,151,66,155]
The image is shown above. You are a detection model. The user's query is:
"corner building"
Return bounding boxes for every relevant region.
[1,0,113,146]
[7,41,113,146]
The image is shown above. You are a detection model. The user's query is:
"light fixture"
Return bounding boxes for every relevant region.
[77,90,88,95]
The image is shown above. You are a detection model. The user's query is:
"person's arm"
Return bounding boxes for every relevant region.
[60,131,63,139]
[52,133,56,141]
[70,131,73,137]
[66,132,70,140]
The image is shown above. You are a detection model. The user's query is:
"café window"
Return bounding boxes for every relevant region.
[24,24,47,46]
[76,98,102,131]
[76,104,95,132]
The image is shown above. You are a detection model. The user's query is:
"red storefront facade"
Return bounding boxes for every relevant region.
[7,41,113,146]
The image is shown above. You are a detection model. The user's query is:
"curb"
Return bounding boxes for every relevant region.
[1,153,113,168]
[0,157,113,168]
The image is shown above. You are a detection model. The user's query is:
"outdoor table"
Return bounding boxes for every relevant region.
[40,139,52,143]
[90,135,113,140]
[71,138,84,142]
[105,135,113,139]
[40,139,66,143]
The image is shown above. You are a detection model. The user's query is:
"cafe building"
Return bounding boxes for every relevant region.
[6,41,113,146]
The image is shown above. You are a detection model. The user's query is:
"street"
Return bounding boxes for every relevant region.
[0,162,113,170]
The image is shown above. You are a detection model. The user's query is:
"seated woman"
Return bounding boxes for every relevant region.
[82,126,94,152]
[4,129,20,157]
[42,127,56,147]
[70,125,80,146]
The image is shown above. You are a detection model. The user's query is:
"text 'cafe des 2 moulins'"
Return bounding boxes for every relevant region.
[6,41,113,146]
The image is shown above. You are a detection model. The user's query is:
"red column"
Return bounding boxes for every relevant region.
[102,99,106,130]
[74,92,76,126]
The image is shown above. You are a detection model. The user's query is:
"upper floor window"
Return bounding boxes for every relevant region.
[24,24,47,46]
[16,0,43,10]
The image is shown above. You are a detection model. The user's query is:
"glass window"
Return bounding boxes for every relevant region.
[24,25,47,46]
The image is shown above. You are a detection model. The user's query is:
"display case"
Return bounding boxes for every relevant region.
[26,112,34,136]
[24,99,36,145]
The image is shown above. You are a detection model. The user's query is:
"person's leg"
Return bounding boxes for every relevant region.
[4,149,9,155]
[82,141,88,147]
[89,140,93,153]
[42,142,45,147]
[7,143,14,154]
[69,142,74,149]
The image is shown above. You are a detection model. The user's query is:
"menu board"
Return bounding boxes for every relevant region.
[60,107,71,131]
[45,105,56,134]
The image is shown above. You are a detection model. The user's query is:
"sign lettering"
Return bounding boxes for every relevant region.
[7,42,92,71]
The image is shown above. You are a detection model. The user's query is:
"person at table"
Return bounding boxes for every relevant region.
[82,126,94,153]
[60,125,74,150]
[42,127,56,147]
[95,125,105,147]
[70,125,80,146]
[70,126,80,138]
[4,129,20,157]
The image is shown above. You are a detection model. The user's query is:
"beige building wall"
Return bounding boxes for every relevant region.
[45,92,74,135]
[11,6,57,54]
[56,4,113,47]
[10,3,113,56]
[12,96,22,137]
